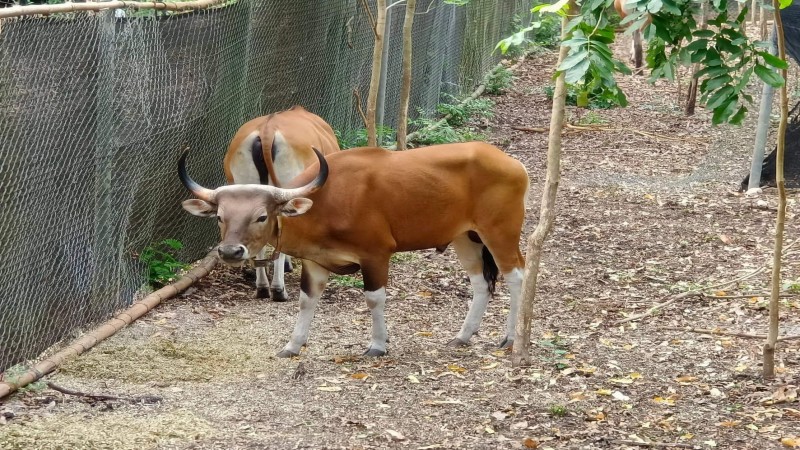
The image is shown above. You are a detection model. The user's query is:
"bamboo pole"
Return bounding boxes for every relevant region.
[0,251,219,399]
[0,0,228,19]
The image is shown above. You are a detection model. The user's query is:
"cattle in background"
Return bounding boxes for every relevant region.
[179,142,529,357]
[614,0,647,71]
[223,105,340,301]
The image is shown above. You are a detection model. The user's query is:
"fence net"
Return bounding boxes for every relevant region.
[0,0,529,373]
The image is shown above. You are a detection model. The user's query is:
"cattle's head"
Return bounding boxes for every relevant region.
[178,148,328,265]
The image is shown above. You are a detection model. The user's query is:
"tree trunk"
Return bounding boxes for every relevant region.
[366,0,387,147]
[512,0,575,368]
[750,0,758,23]
[748,26,777,191]
[396,0,416,151]
[763,0,787,380]
[685,0,708,116]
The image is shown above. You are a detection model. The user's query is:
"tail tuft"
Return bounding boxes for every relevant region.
[481,246,498,295]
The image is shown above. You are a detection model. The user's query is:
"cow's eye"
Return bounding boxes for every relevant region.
[256,215,268,223]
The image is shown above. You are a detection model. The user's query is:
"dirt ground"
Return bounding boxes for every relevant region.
[3,40,800,450]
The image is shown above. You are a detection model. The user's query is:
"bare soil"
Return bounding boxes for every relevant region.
[2,43,800,450]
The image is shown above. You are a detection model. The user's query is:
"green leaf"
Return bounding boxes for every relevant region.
[661,0,682,14]
[705,74,733,91]
[729,105,747,125]
[735,66,754,92]
[754,63,785,87]
[565,58,591,83]
[559,49,590,71]
[706,85,735,110]
[535,0,569,14]
[693,30,715,38]
[758,51,789,69]
[780,0,792,8]
[686,39,709,52]
[712,96,737,125]
[694,65,729,79]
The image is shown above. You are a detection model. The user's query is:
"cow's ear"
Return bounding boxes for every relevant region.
[280,198,313,217]
[182,199,217,217]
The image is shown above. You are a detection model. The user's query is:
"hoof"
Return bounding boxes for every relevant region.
[498,337,514,349]
[276,349,299,358]
[255,287,270,299]
[447,338,469,348]
[363,348,386,357]
[271,288,289,302]
[284,259,294,272]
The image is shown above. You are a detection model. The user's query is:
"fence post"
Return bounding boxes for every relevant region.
[748,25,777,191]
[375,3,392,145]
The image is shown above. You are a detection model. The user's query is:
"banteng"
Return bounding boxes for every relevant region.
[223,106,340,301]
[180,142,528,357]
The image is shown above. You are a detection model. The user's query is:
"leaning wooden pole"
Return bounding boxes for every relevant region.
[763,0,788,380]
[0,0,226,19]
[0,251,219,399]
[366,0,387,147]
[396,0,417,151]
[512,1,574,368]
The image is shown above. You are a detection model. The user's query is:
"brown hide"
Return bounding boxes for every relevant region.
[223,105,340,187]
[272,142,528,276]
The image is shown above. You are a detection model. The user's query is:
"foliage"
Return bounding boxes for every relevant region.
[436,95,494,127]
[331,275,365,289]
[499,0,791,126]
[543,84,622,109]
[335,126,396,149]
[496,3,562,54]
[409,117,486,145]
[484,67,515,95]
[139,239,190,288]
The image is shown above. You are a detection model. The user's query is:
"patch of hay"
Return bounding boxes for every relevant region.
[0,409,215,450]
[58,316,280,383]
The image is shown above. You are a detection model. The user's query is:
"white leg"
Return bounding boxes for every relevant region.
[501,268,523,348]
[255,246,270,299]
[452,274,492,345]
[364,288,388,356]
[270,253,289,301]
[277,260,328,357]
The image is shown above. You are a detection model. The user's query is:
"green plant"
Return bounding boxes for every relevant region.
[409,117,486,146]
[331,275,365,289]
[577,111,608,125]
[782,278,800,294]
[436,95,494,127]
[139,239,190,288]
[543,84,622,110]
[335,126,396,149]
[484,67,515,95]
[548,404,568,417]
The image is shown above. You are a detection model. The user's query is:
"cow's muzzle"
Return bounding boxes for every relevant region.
[218,244,248,265]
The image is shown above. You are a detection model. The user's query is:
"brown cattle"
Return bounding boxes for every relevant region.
[179,142,528,357]
[222,105,340,300]
[614,0,649,70]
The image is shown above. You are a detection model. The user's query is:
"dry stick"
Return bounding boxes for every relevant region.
[353,89,368,129]
[511,124,709,144]
[615,266,768,325]
[359,0,378,37]
[0,251,219,400]
[709,293,797,299]
[764,0,789,380]
[0,0,226,18]
[608,440,698,449]
[46,382,162,404]
[662,327,800,341]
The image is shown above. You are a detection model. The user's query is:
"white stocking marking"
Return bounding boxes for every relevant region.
[455,274,491,342]
[365,288,388,353]
[504,268,523,341]
[255,246,269,289]
[271,252,286,291]
[281,290,320,355]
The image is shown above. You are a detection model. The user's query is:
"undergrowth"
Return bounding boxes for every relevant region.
[543,84,624,109]
[139,239,190,288]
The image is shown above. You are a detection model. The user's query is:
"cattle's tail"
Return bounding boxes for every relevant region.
[481,246,499,296]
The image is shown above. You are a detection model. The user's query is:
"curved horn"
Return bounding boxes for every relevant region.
[178,148,215,202]
[273,147,329,203]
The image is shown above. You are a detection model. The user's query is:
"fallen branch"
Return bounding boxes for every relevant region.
[510,123,709,144]
[615,266,768,325]
[46,382,161,404]
[0,0,227,19]
[353,89,368,129]
[607,440,698,449]
[662,327,800,341]
[707,293,797,299]
[359,0,377,37]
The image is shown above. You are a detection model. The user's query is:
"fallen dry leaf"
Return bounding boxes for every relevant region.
[718,420,740,428]
[447,364,467,374]
[350,372,369,380]
[415,331,433,337]
[523,437,539,448]
[782,437,799,447]
[675,375,698,383]
[407,374,420,384]
[386,429,406,441]
[318,386,342,392]
[596,389,612,396]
